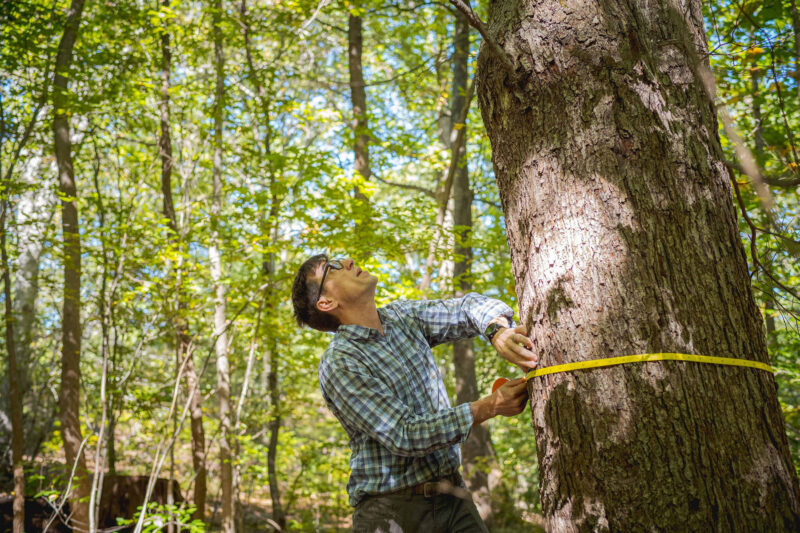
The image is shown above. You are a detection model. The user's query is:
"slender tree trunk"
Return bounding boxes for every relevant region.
[159,5,177,239]
[240,0,272,164]
[13,154,63,466]
[448,8,498,524]
[265,328,285,530]
[1,238,25,533]
[790,0,800,110]
[348,11,371,203]
[107,408,116,475]
[239,5,285,526]
[210,2,234,530]
[105,206,123,478]
[1,222,25,533]
[477,0,800,529]
[185,352,206,522]
[750,58,765,158]
[1,213,24,533]
[52,1,90,529]
[156,2,207,521]
[1,87,52,459]
[158,5,176,531]
[0,148,54,473]
[88,146,112,533]
[1,103,25,533]
[748,44,776,339]
[262,256,285,530]
[11,152,53,411]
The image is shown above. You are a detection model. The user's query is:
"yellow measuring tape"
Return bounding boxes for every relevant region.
[524,352,774,380]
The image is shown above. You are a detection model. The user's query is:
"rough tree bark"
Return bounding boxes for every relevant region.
[52,0,91,529]
[210,1,234,530]
[448,8,499,524]
[476,0,800,530]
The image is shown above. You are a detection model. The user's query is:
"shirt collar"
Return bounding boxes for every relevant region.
[336,308,390,341]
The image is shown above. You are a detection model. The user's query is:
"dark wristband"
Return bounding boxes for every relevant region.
[485,321,507,343]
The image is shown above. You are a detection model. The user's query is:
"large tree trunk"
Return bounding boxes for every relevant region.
[210,2,234,530]
[448,8,498,524]
[476,0,800,529]
[52,0,90,529]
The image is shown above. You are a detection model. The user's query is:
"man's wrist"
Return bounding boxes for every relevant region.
[485,316,511,343]
[487,316,511,328]
[470,395,496,426]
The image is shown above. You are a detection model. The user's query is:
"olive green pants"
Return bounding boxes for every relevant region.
[352,491,489,533]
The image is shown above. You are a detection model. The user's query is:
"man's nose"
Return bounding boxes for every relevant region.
[346,258,355,270]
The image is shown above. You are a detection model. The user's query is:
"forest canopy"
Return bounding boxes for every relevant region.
[1,0,799,530]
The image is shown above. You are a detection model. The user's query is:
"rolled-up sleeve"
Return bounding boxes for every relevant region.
[320,357,474,457]
[402,292,515,347]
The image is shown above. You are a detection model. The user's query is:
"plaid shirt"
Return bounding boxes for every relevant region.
[318,292,515,507]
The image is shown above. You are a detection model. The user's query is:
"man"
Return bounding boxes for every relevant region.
[291,254,538,532]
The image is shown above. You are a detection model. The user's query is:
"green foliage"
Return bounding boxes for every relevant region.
[704,0,800,473]
[0,0,798,530]
[117,503,205,533]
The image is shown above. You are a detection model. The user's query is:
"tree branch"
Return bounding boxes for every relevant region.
[723,156,800,189]
[731,172,800,303]
[447,0,514,72]
[372,175,436,198]
[420,79,476,292]
[763,173,800,188]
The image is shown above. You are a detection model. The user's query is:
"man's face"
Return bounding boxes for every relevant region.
[314,258,377,312]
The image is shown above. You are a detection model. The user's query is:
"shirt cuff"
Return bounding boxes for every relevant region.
[454,402,474,443]
[474,298,516,334]
[483,314,516,341]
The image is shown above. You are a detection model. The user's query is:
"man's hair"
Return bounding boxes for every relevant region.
[291,254,341,332]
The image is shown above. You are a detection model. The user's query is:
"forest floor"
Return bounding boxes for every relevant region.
[2,474,543,532]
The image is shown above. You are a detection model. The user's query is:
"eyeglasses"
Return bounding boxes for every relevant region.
[316,259,344,303]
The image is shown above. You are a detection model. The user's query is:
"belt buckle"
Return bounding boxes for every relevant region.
[423,482,435,498]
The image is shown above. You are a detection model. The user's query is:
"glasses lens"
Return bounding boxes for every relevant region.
[316,259,343,303]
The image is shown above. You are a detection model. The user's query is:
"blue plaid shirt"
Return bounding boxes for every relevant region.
[318,293,515,507]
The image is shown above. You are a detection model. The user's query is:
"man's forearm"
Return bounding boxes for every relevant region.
[470,377,529,426]
[470,396,495,426]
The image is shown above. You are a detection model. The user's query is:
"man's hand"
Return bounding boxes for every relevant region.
[492,325,538,370]
[470,378,529,426]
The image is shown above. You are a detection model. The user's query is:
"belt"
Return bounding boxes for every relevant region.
[405,472,463,498]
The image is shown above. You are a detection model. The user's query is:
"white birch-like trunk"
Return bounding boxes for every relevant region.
[211,1,233,529]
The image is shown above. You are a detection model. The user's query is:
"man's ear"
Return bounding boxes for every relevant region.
[316,295,338,314]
